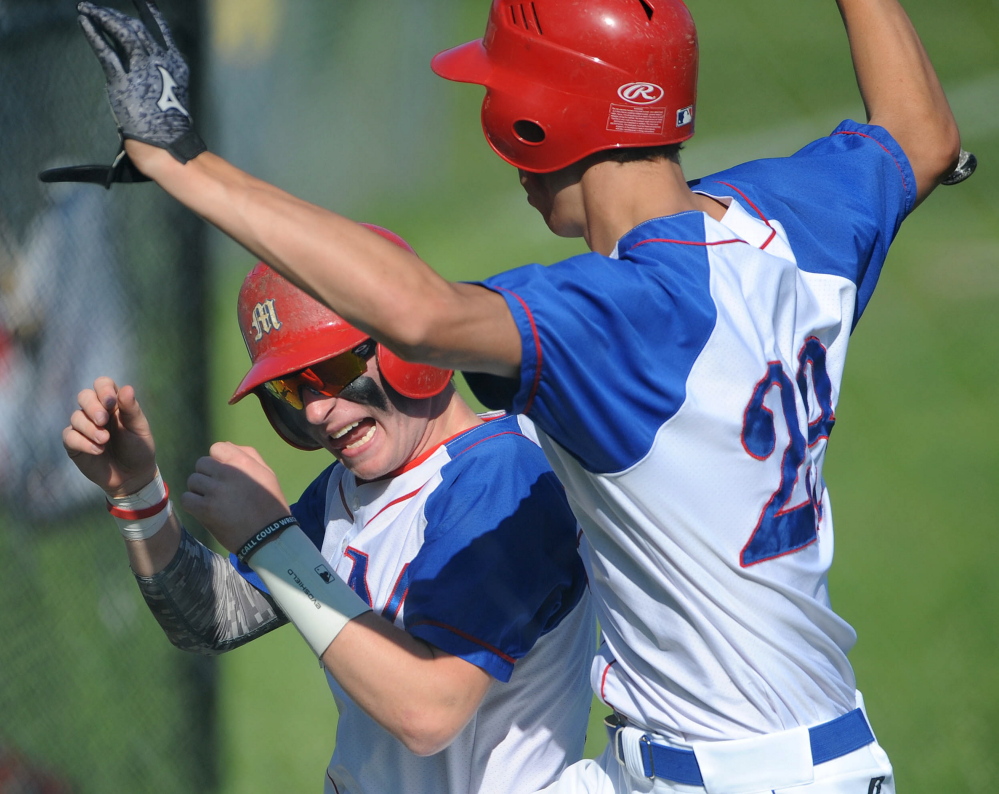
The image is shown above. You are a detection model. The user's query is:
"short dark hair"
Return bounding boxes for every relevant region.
[598,143,684,165]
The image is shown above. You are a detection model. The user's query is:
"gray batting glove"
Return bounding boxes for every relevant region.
[40,1,206,188]
[77,0,206,162]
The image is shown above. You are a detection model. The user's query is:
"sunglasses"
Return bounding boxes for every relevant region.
[264,341,376,411]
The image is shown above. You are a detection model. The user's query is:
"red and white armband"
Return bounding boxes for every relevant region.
[106,471,173,541]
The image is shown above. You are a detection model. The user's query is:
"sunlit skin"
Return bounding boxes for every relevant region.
[518,159,731,254]
[300,355,480,482]
[517,166,587,239]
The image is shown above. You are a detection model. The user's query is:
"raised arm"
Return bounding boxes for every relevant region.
[48,2,521,380]
[132,148,522,379]
[836,0,963,203]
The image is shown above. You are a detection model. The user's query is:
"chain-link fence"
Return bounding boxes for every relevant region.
[0,1,215,791]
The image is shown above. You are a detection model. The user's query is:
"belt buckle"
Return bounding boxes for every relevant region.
[639,734,657,780]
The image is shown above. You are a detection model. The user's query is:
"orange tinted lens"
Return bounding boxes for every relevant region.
[308,351,368,394]
[264,376,307,410]
[263,350,368,411]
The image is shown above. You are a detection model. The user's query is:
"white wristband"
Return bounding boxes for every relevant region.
[115,501,173,541]
[106,471,173,541]
[108,471,167,510]
[248,524,372,657]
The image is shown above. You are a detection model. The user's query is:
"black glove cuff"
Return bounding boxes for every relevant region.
[167,130,208,164]
[122,129,207,164]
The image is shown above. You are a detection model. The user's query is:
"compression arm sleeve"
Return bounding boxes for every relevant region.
[133,528,288,655]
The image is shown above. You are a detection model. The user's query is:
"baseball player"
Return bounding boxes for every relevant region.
[62,229,596,794]
[50,0,971,791]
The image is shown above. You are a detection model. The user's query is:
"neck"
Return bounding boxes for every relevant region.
[430,388,483,440]
[412,387,483,460]
[579,158,727,255]
[363,388,483,483]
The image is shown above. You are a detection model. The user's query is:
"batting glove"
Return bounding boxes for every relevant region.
[39,0,206,189]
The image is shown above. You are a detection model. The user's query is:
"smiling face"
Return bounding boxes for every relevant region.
[300,355,445,481]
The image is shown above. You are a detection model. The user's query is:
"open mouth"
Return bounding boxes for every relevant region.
[330,418,377,452]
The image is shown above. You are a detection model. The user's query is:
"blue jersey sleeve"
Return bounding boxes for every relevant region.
[466,211,718,474]
[229,463,337,593]
[403,422,588,682]
[689,119,915,322]
[465,121,914,473]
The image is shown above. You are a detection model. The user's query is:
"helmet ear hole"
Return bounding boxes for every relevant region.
[513,120,546,145]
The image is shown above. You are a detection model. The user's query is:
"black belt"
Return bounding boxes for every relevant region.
[606,708,875,786]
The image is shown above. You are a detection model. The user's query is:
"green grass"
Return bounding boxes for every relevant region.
[200,2,999,791]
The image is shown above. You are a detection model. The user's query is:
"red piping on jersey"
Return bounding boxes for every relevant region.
[410,619,517,665]
[364,487,424,528]
[833,130,911,198]
[628,237,748,251]
[492,286,543,414]
[451,431,531,460]
[711,181,778,250]
[345,430,528,526]
[358,420,488,483]
[599,659,617,703]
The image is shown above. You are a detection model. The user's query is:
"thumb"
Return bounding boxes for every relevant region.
[233,445,268,466]
[209,440,246,465]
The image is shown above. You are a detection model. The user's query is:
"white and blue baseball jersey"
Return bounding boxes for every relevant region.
[234,414,595,794]
[465,121,915,743]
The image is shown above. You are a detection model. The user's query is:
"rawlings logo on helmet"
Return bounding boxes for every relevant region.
[616,82,666,105]
[432,0,698,172]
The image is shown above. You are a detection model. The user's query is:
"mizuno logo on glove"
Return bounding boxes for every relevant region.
[156,66,191,118]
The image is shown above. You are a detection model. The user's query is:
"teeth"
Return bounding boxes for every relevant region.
[332,421,360,440]
[344,425,375,450]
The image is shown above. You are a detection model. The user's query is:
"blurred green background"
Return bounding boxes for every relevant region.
[3,0,991,791]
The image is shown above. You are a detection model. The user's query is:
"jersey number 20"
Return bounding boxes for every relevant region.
[740,337,834,567]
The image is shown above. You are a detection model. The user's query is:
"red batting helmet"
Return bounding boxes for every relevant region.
[230,224,454,450]
[431,0,698,174]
